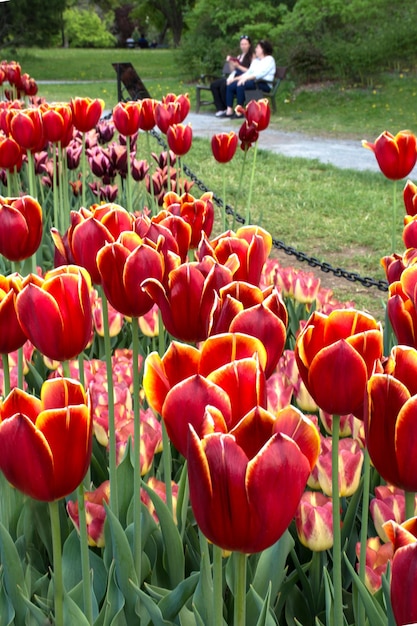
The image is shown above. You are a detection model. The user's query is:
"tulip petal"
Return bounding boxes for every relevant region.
[199,332,267,376]
[395,396,417,491]
[0,388,42,423]
[37,406,92,499]
[0,414,54,501]
[162,375,231,456]
[308,339,368,415]
[273,405,320,471]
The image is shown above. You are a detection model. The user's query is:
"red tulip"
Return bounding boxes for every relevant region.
[138,98,158,131]
[112,101,140,137]
[362,130,417,180]
[162,191,214,248]
[244,98,271,131]
[0,274,27,353]
[0,195,43,262]
[0,378,92,501]
[211,132,238,163]
[9,107,45,152]
[0,133,22,170]
[155,101,181,134]
[16,265,93,362]
[366,345,417,492]
[166,123,192,156]
[198,225,272,285]
[143,259,235,342]
[387,264,417,347]
[70,97,104,133]
[52,203,133,285]
[187,405,319,552]
[40,102,73,146]
[403,179,417,216]
[295,308,383,417]
[96,232,165,318]
[384,517,417,625]
[238,120,259,151]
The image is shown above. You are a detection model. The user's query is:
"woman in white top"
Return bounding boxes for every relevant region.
[224,40,276,118]
[210,35,254,116]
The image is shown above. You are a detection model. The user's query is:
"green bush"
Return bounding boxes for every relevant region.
[63,8,117,49]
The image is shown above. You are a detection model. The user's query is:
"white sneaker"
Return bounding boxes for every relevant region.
[215,110,227,117]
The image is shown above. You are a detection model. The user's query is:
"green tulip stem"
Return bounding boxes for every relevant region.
[77,483,93,625]
[177,156,182,195]
[392,179,398,253]
[145,131,156,211]
[161,419,173,516]
[131,316,143,584]
[358,447,371,626]
[17,346,23,389]
[26,150,37,274]
[48,500,64,626]
[100,288,118,515]
[221,167,227,232]
[405,490,415,520]
[233,551,247,626]
[52,143,59,239]
[2,353,10,396]
[62,360,70,378]
[81,132,87,209]
[235,149,248,228]
[332,414,344,626]
[126,134,133,214]
[245,140,258,225]
[213,544,224,626]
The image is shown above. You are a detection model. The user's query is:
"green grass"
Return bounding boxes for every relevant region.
[2,46,414,318]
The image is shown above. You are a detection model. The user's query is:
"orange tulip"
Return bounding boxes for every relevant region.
[162,191,214,248]
[0,378,92,501]
[362,130,417,180]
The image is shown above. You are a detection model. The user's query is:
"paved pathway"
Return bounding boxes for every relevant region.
[187,111,417,175]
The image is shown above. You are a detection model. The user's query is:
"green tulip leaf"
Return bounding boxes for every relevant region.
[343,555,387,626]
[158,572,199,620]
[247,583,277,626]
[192,533,214,626]
[0,522,28,625]
[94,560,127,626]
[104,504,138,622]
[63,591,91,626]
[129,580,173,626]
[16,590,50,626]
[381,566,396,626]
[116,439,135,528]
[141,479,185,588]
[252,530,294,601]
[62,528,107,606]
[0,575,15,626]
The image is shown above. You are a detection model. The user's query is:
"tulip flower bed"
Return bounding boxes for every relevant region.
[2,58,417,626]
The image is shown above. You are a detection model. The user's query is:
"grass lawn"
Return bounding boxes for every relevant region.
[3,47,416,318]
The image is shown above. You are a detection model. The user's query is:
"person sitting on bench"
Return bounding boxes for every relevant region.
[224,40,276,119]
[211,35,254,117]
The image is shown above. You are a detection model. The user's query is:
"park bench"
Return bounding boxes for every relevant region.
[195,65,287,114]
[244,66,287,114]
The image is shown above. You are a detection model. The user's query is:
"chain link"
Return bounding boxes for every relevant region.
[151,129,389,293]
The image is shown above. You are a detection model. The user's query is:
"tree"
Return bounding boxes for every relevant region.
[0,0,66,47]
[132,0,196,46]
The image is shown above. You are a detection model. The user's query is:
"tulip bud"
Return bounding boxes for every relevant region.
[295,491,333,551]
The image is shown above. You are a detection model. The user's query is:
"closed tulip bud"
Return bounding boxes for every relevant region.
[0,134,22,170]
[403,179,417,216]
[0,195,42,262]
[355,537,393,594]
[238,120,259,151]
[70,97,104,133]
[362,130,417,180]
[16,265,93,362]
[40,102,73,146]
[112,101,141,136]
[141,477,180,524]
[167,123,192,156]
[9,107,44,152]
[295,491,333,551]
[316,437,364,497]
[138,98,158,131]
[370,485,411,542]
[211,132,238,163]
[67,480,110,547]
[0,378,92,501]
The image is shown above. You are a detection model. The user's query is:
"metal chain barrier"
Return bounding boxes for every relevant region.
[152,129,390,293]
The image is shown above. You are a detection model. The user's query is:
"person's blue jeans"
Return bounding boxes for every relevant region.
[226,80,271,107]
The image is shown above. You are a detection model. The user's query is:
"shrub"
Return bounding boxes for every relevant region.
[63,8,117,49]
